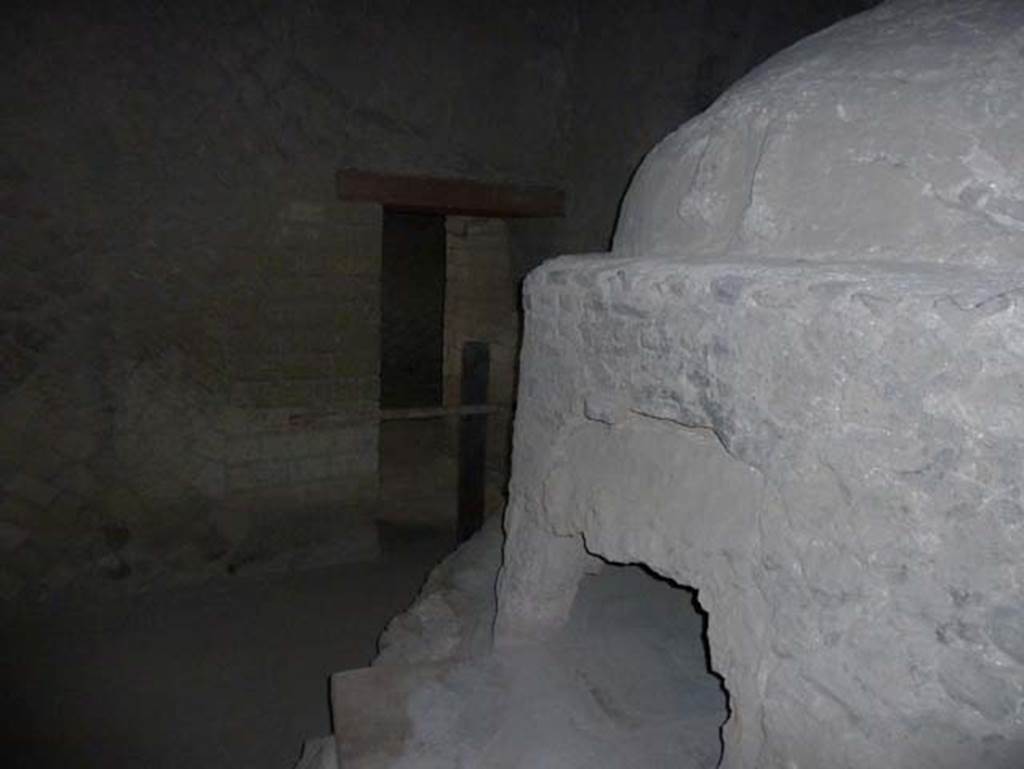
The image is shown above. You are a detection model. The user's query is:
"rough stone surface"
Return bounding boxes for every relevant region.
[502,256,1024,767]
[495,3,1024,766]
[374,514,503,668]
[334,552,724,769]
[293,736,338,769]
[616,0,1024,268]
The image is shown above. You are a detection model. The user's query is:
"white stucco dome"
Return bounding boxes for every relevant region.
[614,0,1024,266]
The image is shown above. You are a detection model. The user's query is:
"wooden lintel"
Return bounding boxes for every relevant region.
[336,169,564,218]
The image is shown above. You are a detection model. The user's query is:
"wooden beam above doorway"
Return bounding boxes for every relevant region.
[336,169,565,218]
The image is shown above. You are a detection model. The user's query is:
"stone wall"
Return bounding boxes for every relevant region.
[219,201,382,568]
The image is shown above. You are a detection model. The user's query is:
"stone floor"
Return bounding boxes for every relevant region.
[0,524,453,769]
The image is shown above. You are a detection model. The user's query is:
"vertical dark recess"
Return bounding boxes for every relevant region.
[457,341,489,543]
[380,211,446,409]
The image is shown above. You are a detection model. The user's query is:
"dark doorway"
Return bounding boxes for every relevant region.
[380,211,446,409]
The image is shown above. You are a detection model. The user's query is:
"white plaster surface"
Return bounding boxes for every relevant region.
[499,254,1024,767]
[334,555,724,769]
[497,1,1024,766]
[616,0,1024,269]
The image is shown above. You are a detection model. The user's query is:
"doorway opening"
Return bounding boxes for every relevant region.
[378,210,455,541]
[339,170,564,541]
[380,211,446,410]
